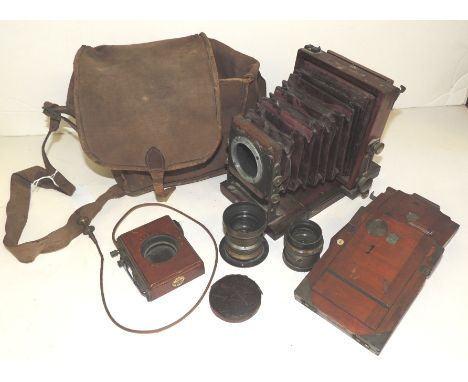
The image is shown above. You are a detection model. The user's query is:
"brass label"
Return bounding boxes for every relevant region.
[172,276,185,287]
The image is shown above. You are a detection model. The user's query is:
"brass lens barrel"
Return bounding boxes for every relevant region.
[283,220,323,272]
[220,202,269,268]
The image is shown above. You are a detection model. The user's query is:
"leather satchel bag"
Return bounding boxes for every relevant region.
[4,33,265,263]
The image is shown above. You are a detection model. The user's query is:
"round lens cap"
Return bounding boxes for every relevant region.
[209,274,262,323]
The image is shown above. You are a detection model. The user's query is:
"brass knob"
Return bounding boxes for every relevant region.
[373,142,385,155]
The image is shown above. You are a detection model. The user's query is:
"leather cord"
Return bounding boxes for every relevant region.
[3,103,127,263]
[81,203,218,334]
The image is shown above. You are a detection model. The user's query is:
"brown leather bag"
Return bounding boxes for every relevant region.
[4,33,265,263]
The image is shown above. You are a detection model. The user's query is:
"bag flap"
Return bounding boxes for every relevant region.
[73,33,221,172]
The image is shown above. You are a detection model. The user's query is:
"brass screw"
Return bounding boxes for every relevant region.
[337,239,344,246]
[273,176,283,187]
[271,194,281,204]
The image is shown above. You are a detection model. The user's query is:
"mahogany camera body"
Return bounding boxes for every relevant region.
[221,45,403,239]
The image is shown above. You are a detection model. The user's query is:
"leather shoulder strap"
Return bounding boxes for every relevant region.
[3,104,126,263]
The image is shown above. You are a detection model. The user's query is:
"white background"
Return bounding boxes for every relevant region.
[1,17,468,381]
[1,107,467,380]
[1,20,468,135]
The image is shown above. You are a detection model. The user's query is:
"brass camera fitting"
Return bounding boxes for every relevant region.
[219,202,269,268]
